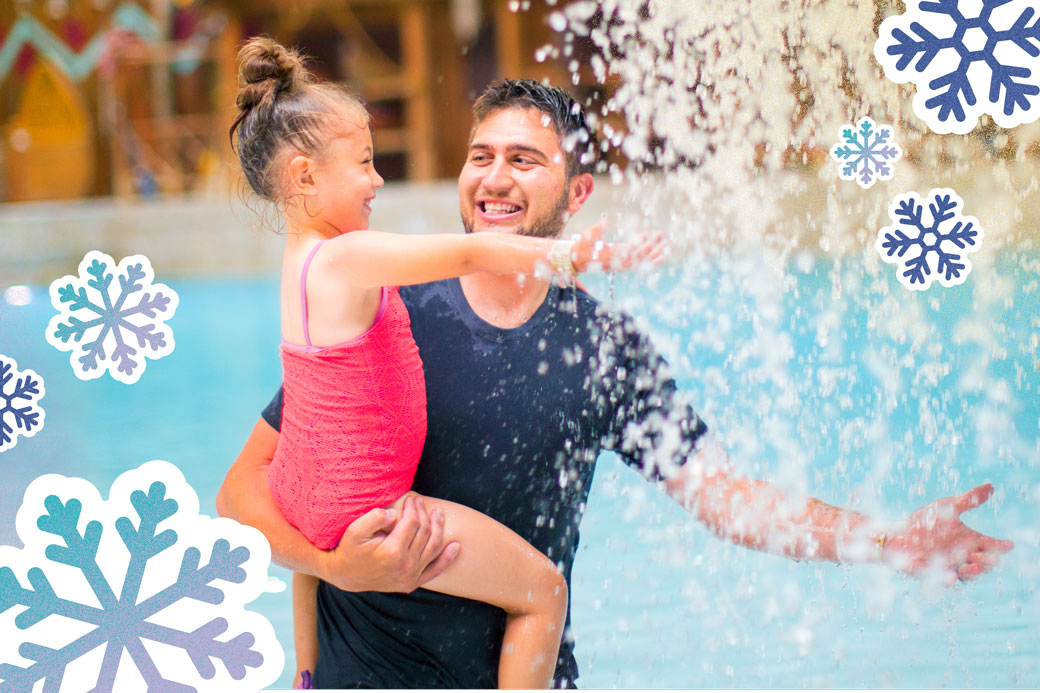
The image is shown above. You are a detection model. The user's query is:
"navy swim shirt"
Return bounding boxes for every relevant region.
[262,278,708,688]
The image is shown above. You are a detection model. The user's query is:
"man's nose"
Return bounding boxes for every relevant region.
[481,159,513,192]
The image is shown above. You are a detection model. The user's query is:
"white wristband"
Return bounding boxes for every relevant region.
[548,240,576,280]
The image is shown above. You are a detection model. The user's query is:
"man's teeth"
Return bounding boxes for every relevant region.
[484,202,520,214]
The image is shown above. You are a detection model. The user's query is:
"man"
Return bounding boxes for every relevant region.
[217,80,1013,688]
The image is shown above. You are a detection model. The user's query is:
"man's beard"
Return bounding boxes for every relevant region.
[462,190,570,239]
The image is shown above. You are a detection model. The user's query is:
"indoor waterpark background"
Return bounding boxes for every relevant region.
[1,0,1038,689]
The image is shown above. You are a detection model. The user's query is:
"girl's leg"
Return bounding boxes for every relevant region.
[392,493,568,689]
[291,572,320,689]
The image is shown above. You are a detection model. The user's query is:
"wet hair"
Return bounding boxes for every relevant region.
[229,36,369,201]
[472,79,598,177]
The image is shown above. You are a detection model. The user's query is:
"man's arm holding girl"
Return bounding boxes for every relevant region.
[215,414,459,591]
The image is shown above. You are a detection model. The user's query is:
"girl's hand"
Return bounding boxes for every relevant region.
[570,222,667,274]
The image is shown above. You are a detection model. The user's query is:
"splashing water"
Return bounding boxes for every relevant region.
[541,0,1038,686]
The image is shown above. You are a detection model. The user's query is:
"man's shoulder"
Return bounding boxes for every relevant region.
[564,285,646,341]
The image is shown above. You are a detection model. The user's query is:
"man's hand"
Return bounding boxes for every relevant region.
[318,495,460,593]
[884,483,1014,584]
[218,418,459,593]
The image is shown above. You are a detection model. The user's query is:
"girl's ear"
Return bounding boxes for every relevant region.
[287,154,317,195]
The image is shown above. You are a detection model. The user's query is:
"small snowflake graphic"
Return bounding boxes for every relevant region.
[0,355,45,454]
[0,460,284,691]
[829,116,903,189]
[875,0,1040,134]
[46,251,179,384]
[876,187,984,290]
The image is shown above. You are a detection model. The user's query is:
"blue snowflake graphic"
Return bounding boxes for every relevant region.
[876,187,984,290]
[0,355,45,454]
[829,116,903,188]
[0,461,284,691]
[45,251,179,384]
[875,0,1040,134]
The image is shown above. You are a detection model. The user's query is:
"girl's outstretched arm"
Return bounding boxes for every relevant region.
[317,223,660,288]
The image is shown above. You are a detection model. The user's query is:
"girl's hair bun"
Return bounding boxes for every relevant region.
[229,36,368,202]
[235,36,312,113]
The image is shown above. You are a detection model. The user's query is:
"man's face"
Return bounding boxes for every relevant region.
[458,107,573,238]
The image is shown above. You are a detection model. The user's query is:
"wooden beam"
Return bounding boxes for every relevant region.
[495,1,522,79]
[400,2,435,180]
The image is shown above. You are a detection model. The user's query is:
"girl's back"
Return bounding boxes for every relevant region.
[270,241,426,550]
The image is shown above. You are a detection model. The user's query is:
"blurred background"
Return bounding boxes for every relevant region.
[0,0,599,197]
[1,1,1038,688]
[1,0,628,285]
[5,0,1040,285]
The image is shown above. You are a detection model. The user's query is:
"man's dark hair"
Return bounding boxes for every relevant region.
[472,79,598,177]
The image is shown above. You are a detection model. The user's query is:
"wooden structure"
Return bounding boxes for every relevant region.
[246,0,571,181]
[0,0,579,202]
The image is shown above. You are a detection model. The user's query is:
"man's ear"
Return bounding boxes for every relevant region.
[566,172,594,214]
[287,154,317,196]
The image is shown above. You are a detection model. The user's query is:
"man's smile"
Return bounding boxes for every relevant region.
[477,198,524,221]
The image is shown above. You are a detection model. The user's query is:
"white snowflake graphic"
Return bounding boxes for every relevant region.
[0,460,284,691]
[876,187,984,290]
[829,116,903,188]
[875,0,1040,134]
[46,251,179,384]
[0,355,45,454]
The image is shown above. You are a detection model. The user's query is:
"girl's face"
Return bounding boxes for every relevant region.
[311,114,384,233]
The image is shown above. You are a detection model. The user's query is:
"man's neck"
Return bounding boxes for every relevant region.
[459,272,552,329]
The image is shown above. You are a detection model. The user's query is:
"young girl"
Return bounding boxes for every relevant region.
[230,37,654,689]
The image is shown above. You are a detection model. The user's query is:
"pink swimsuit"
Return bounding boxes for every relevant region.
[268,239,427,549]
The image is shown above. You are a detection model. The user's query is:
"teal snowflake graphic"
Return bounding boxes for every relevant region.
[0,461,284,691]
[830,116,902,189]
[46,251,179,384]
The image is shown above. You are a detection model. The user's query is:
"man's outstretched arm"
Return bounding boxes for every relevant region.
[663,437,1014,584]
[216,418,459,592]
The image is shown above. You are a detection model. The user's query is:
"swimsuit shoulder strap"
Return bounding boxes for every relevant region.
[299,239,328,348]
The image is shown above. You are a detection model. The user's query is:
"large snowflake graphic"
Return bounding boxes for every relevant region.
[876,187,984,290]
[875,0,1040,134]
[829,116,903,188]
[0,460,284,691]
[0,355,45,454]
[46,251,179,384]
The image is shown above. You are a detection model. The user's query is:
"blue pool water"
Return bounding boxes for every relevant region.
[1,256,1037,689]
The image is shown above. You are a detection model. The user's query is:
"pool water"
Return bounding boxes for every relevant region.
[1,254,1037,688]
